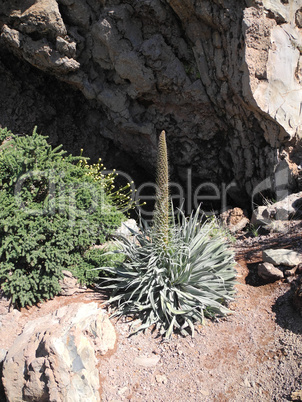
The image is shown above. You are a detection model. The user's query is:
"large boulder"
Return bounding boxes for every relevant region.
[0,1,301,203]
[262,249,302,267]
[2,302,116,402]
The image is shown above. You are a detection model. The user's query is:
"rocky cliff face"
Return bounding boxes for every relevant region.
[0,0,301,205]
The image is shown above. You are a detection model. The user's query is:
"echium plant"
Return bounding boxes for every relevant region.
[99,130,237,338]
[153,130,169,246]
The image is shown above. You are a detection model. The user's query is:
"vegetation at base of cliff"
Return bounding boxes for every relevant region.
[0,127,129,307]
[99,131,237,338]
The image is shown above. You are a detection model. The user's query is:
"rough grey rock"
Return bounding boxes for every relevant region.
[2,302,116,402]
[251,205,269,227]
[262,249,302,267]
[258,262,284,282]
[284,266,298,277]
[114,218,140,237]
[0,348,7,364]
[220,207,249,233]
[59,270,87,296]
[0,0,302,204]
[262,220,291,234]
[1,24,80,74]
[296,8,302,28]
[251,191,302,225]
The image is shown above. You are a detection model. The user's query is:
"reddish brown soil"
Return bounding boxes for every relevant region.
[100,224,302,402]
[0,223,301,401]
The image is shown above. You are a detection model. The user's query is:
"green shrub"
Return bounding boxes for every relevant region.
[70,245,125,285]
[0,127,126,307]
[99,130,236,338]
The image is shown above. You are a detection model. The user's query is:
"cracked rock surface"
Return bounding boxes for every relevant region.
[0,0,302,202]
[1,299,115,402]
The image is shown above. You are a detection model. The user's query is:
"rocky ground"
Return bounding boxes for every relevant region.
[100,222,302,402]
[0,221,302,401]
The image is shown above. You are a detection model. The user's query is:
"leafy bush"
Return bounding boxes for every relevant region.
[71,245,125,285]
[0,127,126,307]
[77,157,136,214]
[99,131,236,338]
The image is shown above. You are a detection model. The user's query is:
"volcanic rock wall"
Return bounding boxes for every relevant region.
[0,0,301,203]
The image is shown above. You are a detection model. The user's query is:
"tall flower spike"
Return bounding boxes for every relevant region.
[153,130,169,246]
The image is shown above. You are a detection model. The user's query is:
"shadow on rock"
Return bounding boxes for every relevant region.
[245,262,271,287]
[272,285,302,335]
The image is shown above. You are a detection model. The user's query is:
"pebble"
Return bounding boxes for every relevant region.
[155,374,168,384]
[244,378,251,387]
[134,355,161,367]
[117,386,128,396]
